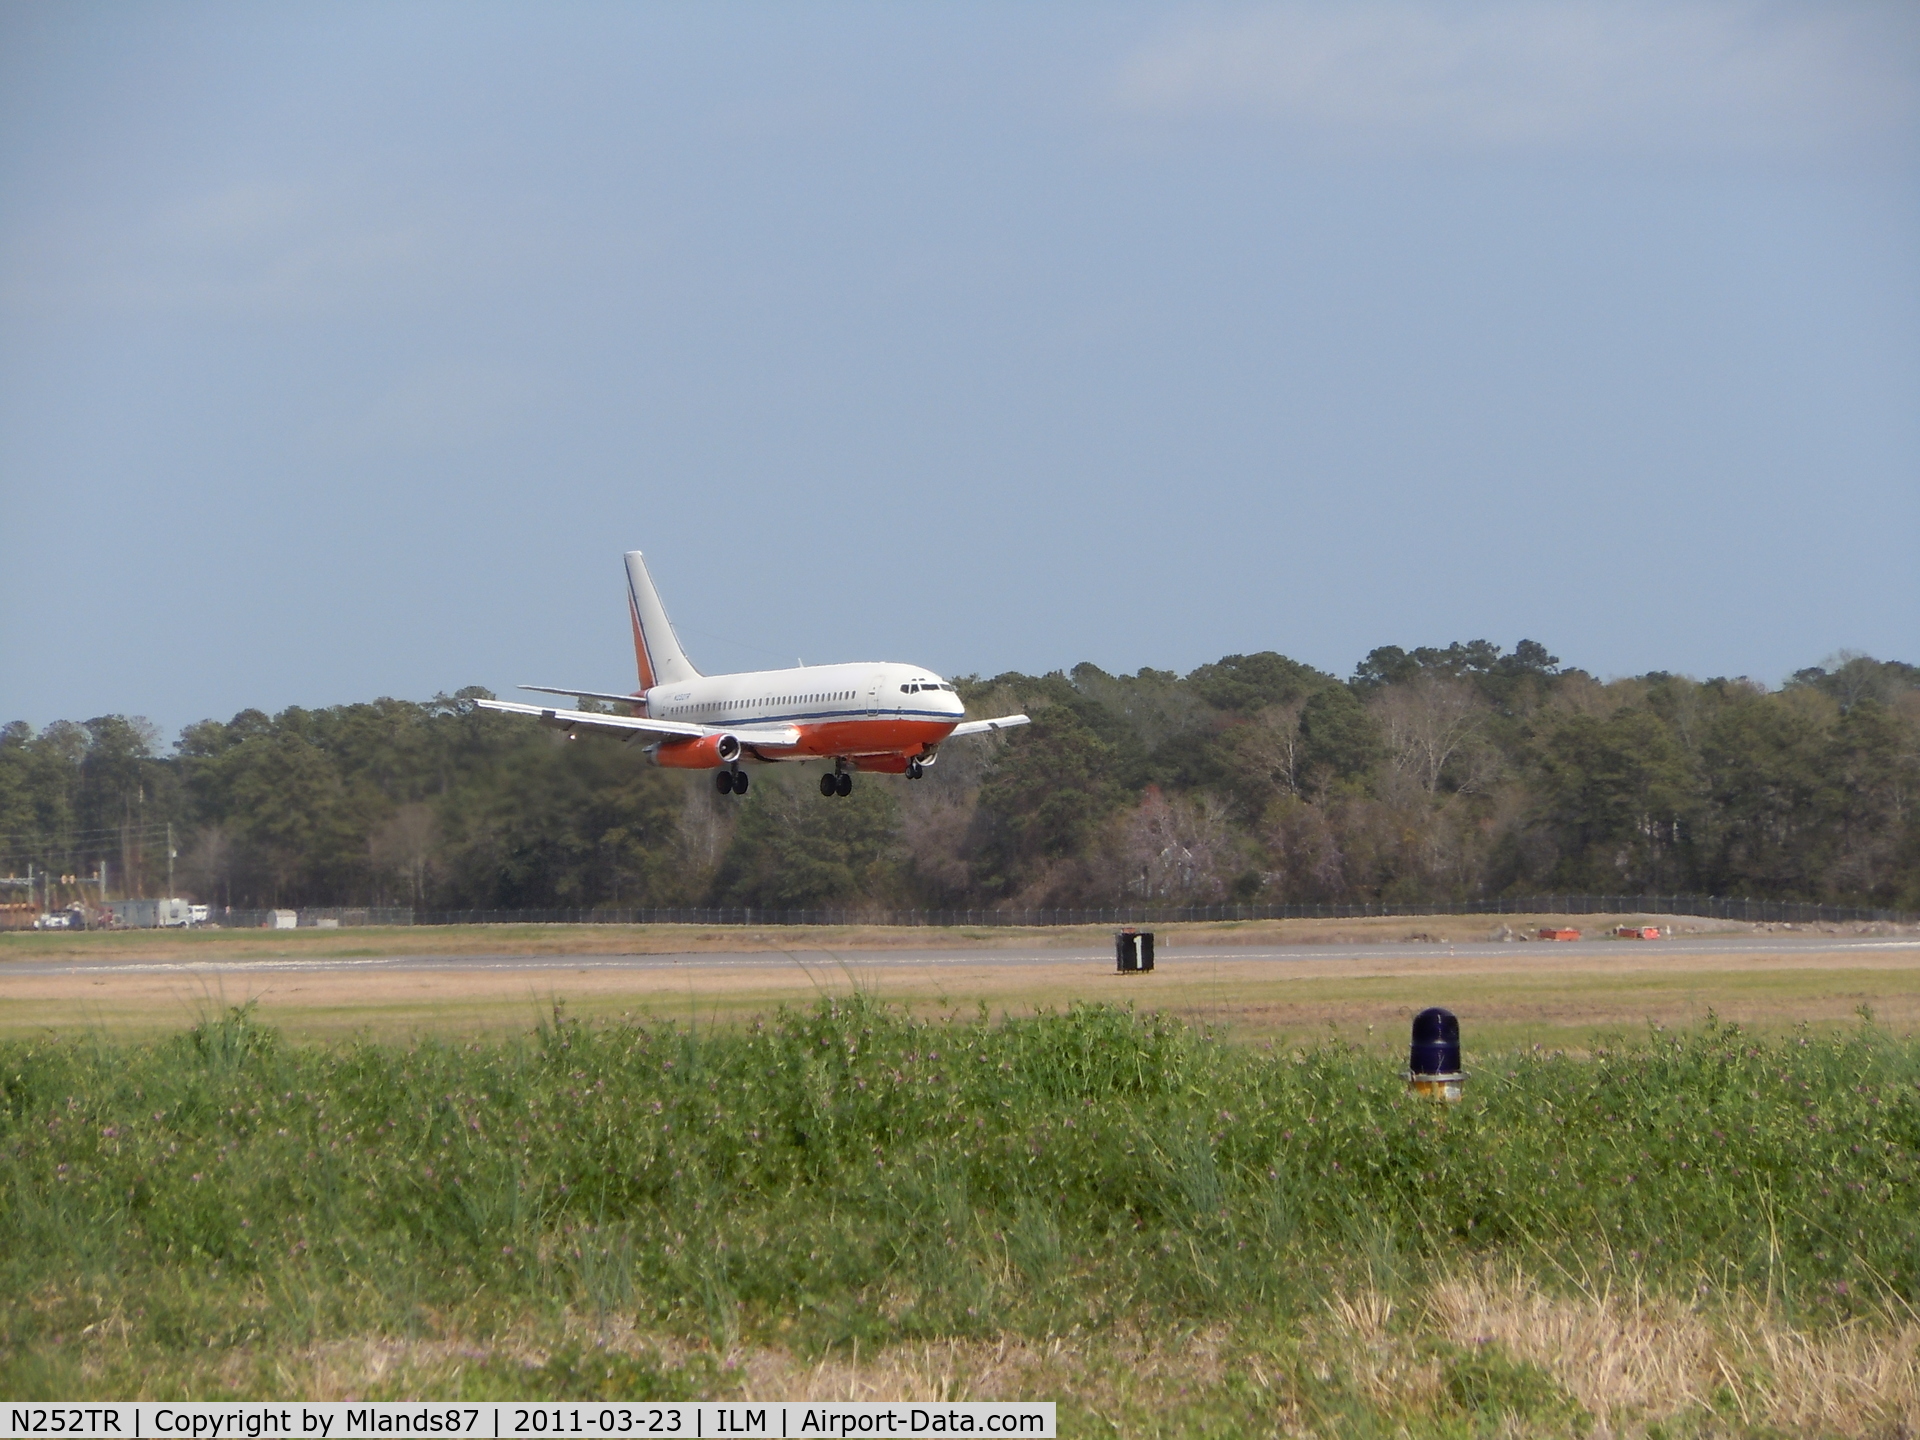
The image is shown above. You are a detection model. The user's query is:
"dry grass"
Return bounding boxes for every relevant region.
[235,1323,1233,1415]
[1422,1267,1920,1436]
[162,1276,1920,1436]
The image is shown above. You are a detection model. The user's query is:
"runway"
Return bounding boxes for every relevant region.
[6,928,1916,1042]
[5,931,1916,978]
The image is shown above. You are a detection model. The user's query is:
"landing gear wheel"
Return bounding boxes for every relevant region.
[820,773,838,797]
[835,773,853,797]
[907,760,923,779]
[715,770,735,795]
[732,769,749,794]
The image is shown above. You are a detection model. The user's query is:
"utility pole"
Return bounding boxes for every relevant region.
[167,823,176,899]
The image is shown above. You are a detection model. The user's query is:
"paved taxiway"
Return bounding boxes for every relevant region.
[7,932,1915,979]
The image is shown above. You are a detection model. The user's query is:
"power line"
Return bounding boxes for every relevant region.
[0,824,179,869]
[0,822,177,848]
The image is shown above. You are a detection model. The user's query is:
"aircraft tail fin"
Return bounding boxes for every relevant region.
[625,551,702,691]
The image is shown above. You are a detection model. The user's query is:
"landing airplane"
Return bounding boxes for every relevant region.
[476,552,1030,796]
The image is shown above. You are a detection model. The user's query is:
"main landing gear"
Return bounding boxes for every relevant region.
[820,771,853,798]
[716,768,749,795]
[907,759,924,779]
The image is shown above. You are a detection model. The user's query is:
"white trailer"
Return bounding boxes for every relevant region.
[106,898,201,928]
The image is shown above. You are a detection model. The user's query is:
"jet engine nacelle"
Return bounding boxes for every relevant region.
[653,733,742,769]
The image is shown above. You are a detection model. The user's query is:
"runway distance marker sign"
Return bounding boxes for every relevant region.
[3,1405,1054,1440]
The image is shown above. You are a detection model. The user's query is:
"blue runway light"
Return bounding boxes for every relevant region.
[1407,1006,1467,1102]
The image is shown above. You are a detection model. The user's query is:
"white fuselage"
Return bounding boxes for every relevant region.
[645,661,966,764]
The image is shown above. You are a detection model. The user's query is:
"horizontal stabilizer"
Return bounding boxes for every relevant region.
[947,714,1030,739]
[521,684,650,707]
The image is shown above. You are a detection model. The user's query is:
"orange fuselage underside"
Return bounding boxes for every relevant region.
[655,716,956,771]
[767,716,953,760]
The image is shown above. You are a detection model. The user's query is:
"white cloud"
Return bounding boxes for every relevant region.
[1111,1,1920,156]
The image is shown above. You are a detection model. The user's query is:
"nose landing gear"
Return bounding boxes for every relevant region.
[716,768,749,795]
[820,769,853,797]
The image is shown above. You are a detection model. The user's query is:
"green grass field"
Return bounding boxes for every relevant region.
[2,998,1917,1435]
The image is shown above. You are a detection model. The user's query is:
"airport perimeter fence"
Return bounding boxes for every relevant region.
[207,894,1918,929]
[211,907,416,928]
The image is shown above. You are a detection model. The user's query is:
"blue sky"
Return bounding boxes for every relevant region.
[2,2,1916,738]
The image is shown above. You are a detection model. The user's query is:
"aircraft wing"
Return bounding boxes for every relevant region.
[947,714,1031,739]
[476,699,800,748]
[477,698,704,738]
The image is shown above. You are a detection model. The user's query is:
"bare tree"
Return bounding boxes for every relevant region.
[1220,700,1307,801]
[1368,677,1487,795]
[177,824,234,907]
[1112,787,1231,901]
[674,779,734,881]
[1821,650,1902,712]
[1261,796,1348,902]
[369,803,438,907]
[1542,671,1614,719]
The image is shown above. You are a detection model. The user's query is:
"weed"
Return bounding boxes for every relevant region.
[0,997,1914,1433]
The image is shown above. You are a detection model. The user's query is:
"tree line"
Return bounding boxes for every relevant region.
[3,645,1916,914]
